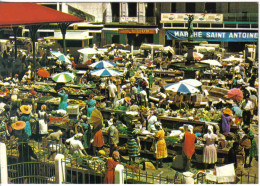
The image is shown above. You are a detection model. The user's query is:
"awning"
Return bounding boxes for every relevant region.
[0,3,84,27]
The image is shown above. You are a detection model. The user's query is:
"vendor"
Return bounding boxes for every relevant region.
[12,74,19,86]
[65,133,88,156]
[147,110,158,133]
[202,125,218,169]
[108,118,119,157]
[104,151,121,184]
[87,94,96,118]
[182,125,196,171]
[242,126,258,168]
[220,108,233,135]
[77,115,92,154]
[38,104,48,140]
[20,105,32,137]
[58,89,68,111]
[108,80,117,104]
[154,122,167,169]
[92,123,104,156]
[127,125,140,164]
[21,72,30,85]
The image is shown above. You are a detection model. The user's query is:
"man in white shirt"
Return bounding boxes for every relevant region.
[242,97,255,126]
[108,81,117,103]
[66,133,88,156]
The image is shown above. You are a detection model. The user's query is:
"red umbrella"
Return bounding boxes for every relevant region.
[227,88,243,103]
[37,69,50,78]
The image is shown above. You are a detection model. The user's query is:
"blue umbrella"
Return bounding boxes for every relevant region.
[89,60,116,69]
[90,68,123,77]
[232,106,243,117]
[164,82,200,94]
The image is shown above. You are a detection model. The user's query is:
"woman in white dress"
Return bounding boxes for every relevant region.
[202,125,218,169]
[38,104,48,139]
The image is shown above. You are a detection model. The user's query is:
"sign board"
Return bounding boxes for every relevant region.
[161,13,223,23]
[166,30,258,42]
[118,29,157,34]
[120,17,138,23]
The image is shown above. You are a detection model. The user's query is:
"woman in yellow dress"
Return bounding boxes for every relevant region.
[155,122,168,169]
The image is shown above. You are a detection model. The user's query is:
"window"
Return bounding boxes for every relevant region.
[146,3,154,17]
[186,3,195,13]
[128,3,137,17]
[111,3,120,18]
[205,3,216,13]
[171,3,176,13]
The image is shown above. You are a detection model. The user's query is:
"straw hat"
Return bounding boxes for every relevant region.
[11,121,26,130]
[20,105,32,114]
[98,150,106,156]
[124,96,131,105]
[41,104,47,111]
[223,108,233,115]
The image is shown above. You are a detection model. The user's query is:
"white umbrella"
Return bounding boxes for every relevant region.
[164,82,200,94]
[90,68,123,77]
[201,59,222,67]
[180,79,202,87]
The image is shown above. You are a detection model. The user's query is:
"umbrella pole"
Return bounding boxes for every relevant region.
[59,23,70,55]
[12,27,19,60]
[29,25,41,80]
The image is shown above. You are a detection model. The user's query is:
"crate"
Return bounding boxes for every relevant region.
[67,105,79,115]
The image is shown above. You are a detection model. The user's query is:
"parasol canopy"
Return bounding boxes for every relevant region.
[89,60,116,69]
[51,72,75,83]
[90,109,103,129]
[184,52,204,60]
[180,79,202,87]
[227,88,243,102]
[51,51,71,64]
[90,68,123,77]
[0,3,84,26]
[164,82,200,94]
[37,69,50,78]
[200,59,222,67]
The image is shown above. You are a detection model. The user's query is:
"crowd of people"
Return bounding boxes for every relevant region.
[0,41,258,183]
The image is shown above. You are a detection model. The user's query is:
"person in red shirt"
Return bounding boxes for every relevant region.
[182,125,196,171]
[104,151,120,184]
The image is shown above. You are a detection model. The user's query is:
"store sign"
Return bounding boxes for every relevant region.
[120,17,138,23]
[118,29,156,34]
[166,30,258,42]
[161,13,223,23]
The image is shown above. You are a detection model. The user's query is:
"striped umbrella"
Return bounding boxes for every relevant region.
[51,51,71,64]
[90,68,123,77]
[51,72,75,83]
[89,60,116,69]
[164,82,200,94]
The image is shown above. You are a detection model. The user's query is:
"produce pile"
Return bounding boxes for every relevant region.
[68,99,86,107]
[171,108,222,122]
[63,87,94,96]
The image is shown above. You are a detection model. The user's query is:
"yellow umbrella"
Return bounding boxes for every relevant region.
[90,109,103,129]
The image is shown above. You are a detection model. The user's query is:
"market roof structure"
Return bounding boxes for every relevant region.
[0,2,84,27]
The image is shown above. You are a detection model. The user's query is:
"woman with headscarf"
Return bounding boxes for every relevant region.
[38,104,48,139]
[221,108,233,135]
[182,125,196,171]
[202,125,218,169]
[127,124,140,164]
[104,151,120,184]
[20,105,32,137]
[155,122,167,169]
